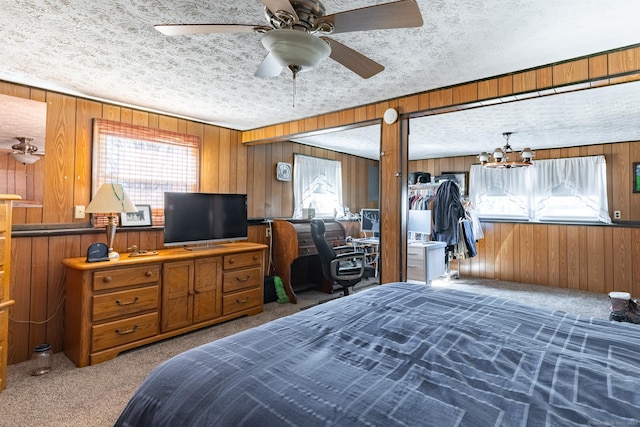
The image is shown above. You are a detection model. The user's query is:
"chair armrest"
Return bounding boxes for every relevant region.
[334,252,364,261]
[330,253,366,281]
[333,245,354,252]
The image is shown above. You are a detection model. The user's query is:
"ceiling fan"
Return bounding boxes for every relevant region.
[155,0,424,79]
[0,137,42,165]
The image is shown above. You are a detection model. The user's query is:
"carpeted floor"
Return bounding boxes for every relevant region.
[0,277,614,427]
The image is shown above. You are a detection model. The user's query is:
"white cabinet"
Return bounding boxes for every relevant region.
[407,241,447,283]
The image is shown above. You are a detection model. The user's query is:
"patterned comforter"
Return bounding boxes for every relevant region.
[116,282,640,426]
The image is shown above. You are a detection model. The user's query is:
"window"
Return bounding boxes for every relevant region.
[292,154,343,218]
[470,155,611,223]
[92,119,200,225]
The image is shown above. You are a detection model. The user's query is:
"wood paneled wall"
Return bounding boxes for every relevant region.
[5,43,640,365]
[9,225,270,365]
[1,81,376,365]
[242,44,640,285]
[246,141,378,219]
[410,140,640,296]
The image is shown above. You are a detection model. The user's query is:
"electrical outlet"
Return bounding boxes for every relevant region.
[614,210,621,220]
[74,205,86,219]
[265,227,271,238]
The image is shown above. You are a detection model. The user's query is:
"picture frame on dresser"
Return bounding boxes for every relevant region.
[120,204,152,227]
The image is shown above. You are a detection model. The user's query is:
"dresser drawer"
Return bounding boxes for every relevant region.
[92,285,159,322]
[297,232,315,249]
[406,263,425,281]
[223,251,261,270]
[93,265,160,291]
[92,312,158,352]
[298,244,317,256]
[407,245,425,257]
[407,248,425,281]
[223,287,262,315]
[223,267,262,293]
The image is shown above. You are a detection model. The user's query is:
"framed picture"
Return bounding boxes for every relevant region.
[634,163,640,193]
[120,205,152,227]
[440,171,468,196]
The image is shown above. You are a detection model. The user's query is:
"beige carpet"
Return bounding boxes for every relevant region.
[0,277,612,427]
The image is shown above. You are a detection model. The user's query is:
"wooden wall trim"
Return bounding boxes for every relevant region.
[242,44,640,144]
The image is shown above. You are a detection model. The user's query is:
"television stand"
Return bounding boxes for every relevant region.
[62,242,267,367]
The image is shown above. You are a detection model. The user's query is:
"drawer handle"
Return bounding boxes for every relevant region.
[235,297,250,304]
[236,275,250,282]
[115,324,139,335]
[103,276,112,283]
[145,270,153,277]
[303,248,310,253]
[115,296,139,306]
[253,255,258,261]
[228,258,235,264]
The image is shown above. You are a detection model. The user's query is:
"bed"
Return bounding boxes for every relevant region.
[116,282,640,426]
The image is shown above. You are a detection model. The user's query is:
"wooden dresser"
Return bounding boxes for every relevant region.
[62,242,266,367]
[0,195,19,391]
[272,219,346,304]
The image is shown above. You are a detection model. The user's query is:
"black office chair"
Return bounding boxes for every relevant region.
[310,219,376,296]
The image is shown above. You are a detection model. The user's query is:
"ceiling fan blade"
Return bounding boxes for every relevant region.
[321,37,384,79]
[262,0,299,23]
[255,52,284,78]
[321,0,423,34]
[154,24,258,36]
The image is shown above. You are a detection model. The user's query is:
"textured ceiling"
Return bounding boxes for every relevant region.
[2,1,640,160]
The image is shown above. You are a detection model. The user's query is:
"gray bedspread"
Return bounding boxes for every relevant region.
[116,282,640,426]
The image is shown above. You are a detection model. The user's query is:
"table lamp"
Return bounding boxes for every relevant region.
[85,183,138,259]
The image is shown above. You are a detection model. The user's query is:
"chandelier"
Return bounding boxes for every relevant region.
[478,132,533,169]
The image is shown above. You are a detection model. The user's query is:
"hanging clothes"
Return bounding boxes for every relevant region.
[454,219,477,259]
[432,180,465,246]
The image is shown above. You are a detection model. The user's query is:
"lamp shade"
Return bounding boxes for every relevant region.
[261,29,330,73]
[86,183,138,214]
[11,153,40,165]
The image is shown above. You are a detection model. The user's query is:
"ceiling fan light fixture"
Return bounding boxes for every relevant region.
[261,29,330,73]
[11,152,40,165]
[10,137,41,165]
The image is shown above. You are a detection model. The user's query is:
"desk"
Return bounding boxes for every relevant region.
[349,238,379,277]
[272,219,346,304]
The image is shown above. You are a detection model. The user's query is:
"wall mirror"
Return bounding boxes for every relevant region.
[0,93,46,204]
[292,124,381,223]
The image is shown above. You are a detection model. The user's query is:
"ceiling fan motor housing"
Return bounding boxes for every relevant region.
[265,0,327,31]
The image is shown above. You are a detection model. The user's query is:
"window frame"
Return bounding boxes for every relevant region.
[92,119,200,226]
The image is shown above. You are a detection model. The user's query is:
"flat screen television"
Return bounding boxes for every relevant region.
[164,192,248,248]
[360,208,380,238]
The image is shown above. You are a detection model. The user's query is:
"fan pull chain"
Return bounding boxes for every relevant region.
[289,65,301,108]
[292,74,296,108]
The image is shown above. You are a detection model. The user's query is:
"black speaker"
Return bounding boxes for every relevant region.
[408,172,431,185]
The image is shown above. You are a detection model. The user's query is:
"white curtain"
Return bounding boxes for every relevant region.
[293,154,343,218]
[470,164,532,220]
[470,155,611,223]
[534,156,610,223]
